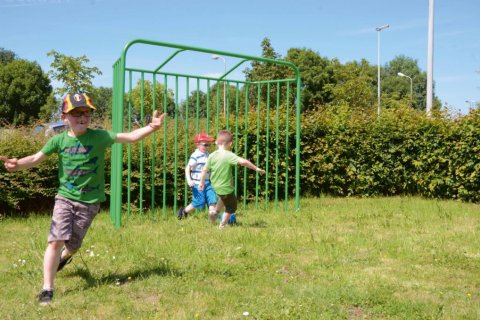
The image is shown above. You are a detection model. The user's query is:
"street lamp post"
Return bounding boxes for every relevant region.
[465,100,474,111]
[376,24,389,115]
[212,54,226,115]
[397,72,413,108]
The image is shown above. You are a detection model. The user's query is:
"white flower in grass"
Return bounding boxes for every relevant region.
[13,263,18,268]
[243,311,249,316]
[112,256,116,260]
[89,251,95,257]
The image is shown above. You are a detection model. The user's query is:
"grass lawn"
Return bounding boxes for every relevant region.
[0,196,479,319]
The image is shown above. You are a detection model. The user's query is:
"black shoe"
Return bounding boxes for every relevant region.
[177,207,187,220]
[57,248,73,272]
[38,289,53,305]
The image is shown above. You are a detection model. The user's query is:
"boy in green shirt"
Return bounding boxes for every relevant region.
[1,93,166,305]
[199,130,265,229]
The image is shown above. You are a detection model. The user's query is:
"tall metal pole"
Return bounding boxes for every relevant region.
[376,24,389,115]
[426,0,434,116]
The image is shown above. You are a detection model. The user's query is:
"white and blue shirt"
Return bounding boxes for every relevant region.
[188,149,210,184]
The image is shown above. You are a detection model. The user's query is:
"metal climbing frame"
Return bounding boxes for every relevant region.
[110,39,301,227]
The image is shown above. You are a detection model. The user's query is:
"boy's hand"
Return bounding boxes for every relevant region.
[0,156,18,172]
[198,183,204,191]
[256,167,266,175]
[149,111,166,131]
[188,180,196,187]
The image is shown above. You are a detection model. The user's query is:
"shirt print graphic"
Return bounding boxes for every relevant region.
[62,143,99,194]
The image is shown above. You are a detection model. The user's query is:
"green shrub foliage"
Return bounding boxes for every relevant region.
[1,106,479,214]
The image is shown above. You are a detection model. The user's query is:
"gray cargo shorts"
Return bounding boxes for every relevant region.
[48,195,100,252]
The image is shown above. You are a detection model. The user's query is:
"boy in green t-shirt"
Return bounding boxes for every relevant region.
[1,93,166,305]
[199,130,265,229]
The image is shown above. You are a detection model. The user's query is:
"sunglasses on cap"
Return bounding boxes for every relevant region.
[198,142,211,147]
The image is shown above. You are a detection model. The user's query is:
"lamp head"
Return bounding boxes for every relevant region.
[376,24,390,31]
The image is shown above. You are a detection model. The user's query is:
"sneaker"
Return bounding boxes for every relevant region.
[177,207,187,220]
[57,248,73,272]
[38,289,53,305]
[219,222,227,230]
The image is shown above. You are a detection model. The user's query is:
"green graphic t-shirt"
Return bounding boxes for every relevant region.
[41,129,117,203]
[206,149,239,195]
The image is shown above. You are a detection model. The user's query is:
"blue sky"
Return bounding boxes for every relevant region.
[1,0,479,114]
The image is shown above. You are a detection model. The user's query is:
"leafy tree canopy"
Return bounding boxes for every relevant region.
[47,50,102,97]
[0,59,52,124]
[0,48,17,65]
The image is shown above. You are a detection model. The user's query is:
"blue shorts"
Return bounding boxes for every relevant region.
[191,182,217,209]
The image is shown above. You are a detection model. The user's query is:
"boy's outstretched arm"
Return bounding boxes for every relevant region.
[115,111,166,143]
[1,151,47,172]
[238,157,265,174]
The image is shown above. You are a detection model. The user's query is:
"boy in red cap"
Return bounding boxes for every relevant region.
[1,93,166,305]
[178,132,221,223]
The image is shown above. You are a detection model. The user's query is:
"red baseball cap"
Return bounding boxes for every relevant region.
[194,132,215,144]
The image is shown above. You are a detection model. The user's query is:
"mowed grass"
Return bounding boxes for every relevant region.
[0,197,479,319]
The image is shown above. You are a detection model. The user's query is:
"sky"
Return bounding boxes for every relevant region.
[1,0,479,114]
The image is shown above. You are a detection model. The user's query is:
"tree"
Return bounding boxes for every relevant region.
[0,59,52,124]
[382,55,441,111]
[285,48,336,110]
[129,80,175,123]
[90,86,112,121]
[324,59,376,110]
[47,50,102,97]
[0,48,17,65]
[38,92,60,122]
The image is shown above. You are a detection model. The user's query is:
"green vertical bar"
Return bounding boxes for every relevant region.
[174,76,179,215]
[295,78,301,210]
[284,82,291,211]
[151,74,157,212]
[274,82,280,209]
[216,81,220,135]
[255,83,261,208]
[162,75,168,217]
[139,73,145,215]
[196,78,200,133]
[111,57,125,228]
[243,83,249,208]
[226,81,230,131]
[234,82,239,196]
[206,79,210,133]
[184,77,189,207]
[265,83,270,209]
[127,71,132,217]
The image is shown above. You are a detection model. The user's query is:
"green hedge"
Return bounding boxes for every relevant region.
[1,106,479,214]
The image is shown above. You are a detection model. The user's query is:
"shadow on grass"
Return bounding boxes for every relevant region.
[63,261,183,293]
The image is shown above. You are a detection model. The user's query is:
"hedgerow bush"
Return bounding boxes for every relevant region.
[1,106,479,215]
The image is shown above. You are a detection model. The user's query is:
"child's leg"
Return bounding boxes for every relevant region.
[218,193,237,229]
[43,240,64,290]
[184,204,196,214]
[206,183,220,223]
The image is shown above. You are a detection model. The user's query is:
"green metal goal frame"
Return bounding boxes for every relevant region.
[110,39,301,227]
